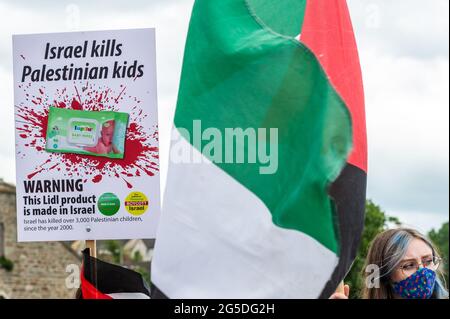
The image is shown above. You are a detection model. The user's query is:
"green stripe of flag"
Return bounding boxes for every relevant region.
[174,0,353,254]
[247,0,307,37]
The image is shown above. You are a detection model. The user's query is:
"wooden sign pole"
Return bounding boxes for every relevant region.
[86,240,97,258]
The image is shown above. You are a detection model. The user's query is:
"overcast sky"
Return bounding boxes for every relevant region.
[0,0,448,232]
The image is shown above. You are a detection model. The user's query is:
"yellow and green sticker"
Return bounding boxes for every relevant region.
[125,192,149,216]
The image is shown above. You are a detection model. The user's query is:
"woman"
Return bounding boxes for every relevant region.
[331,228,448,299]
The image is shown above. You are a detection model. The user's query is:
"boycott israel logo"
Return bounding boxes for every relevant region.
[124,191,149,216]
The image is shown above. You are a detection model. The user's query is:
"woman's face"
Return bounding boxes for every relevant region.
[390,238,435,283]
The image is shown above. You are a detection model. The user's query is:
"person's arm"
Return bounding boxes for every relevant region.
[112,144,121,154]
[83,145,97,153]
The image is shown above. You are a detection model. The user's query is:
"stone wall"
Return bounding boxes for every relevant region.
[0,181,81,299]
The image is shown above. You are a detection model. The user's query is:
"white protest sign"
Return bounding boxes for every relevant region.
[13,28,160,242]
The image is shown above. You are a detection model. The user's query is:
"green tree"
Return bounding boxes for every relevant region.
[344,200,400,298]
[105,240,122,264]
[428,222,449,284]
[134,266,151,286]
[133,250,143,263]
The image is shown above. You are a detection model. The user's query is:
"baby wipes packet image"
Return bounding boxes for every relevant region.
[46,107,129,159]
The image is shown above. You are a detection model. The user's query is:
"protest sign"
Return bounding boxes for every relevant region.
[13,28,160,242]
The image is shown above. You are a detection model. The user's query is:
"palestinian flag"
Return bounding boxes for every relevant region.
[152,0,367,299]
[80,248,151,299]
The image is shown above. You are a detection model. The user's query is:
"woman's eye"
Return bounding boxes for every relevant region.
[403,263,416,270]
[423,259,433,266]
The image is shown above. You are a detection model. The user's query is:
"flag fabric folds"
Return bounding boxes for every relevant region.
[80,248,151,299]
[152,0,367,299]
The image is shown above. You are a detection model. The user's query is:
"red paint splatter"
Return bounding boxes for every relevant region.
[74,85,82,105]
[48,163,60,170]
[16,83,159,188]
[27,168,45,179]
[122,178,133,189]
[71,98,83,110]
[92,175,103,183]
[114,86,126,104]
[16,107,48,138]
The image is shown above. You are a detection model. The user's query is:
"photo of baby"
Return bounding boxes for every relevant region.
[84,120,121,155]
